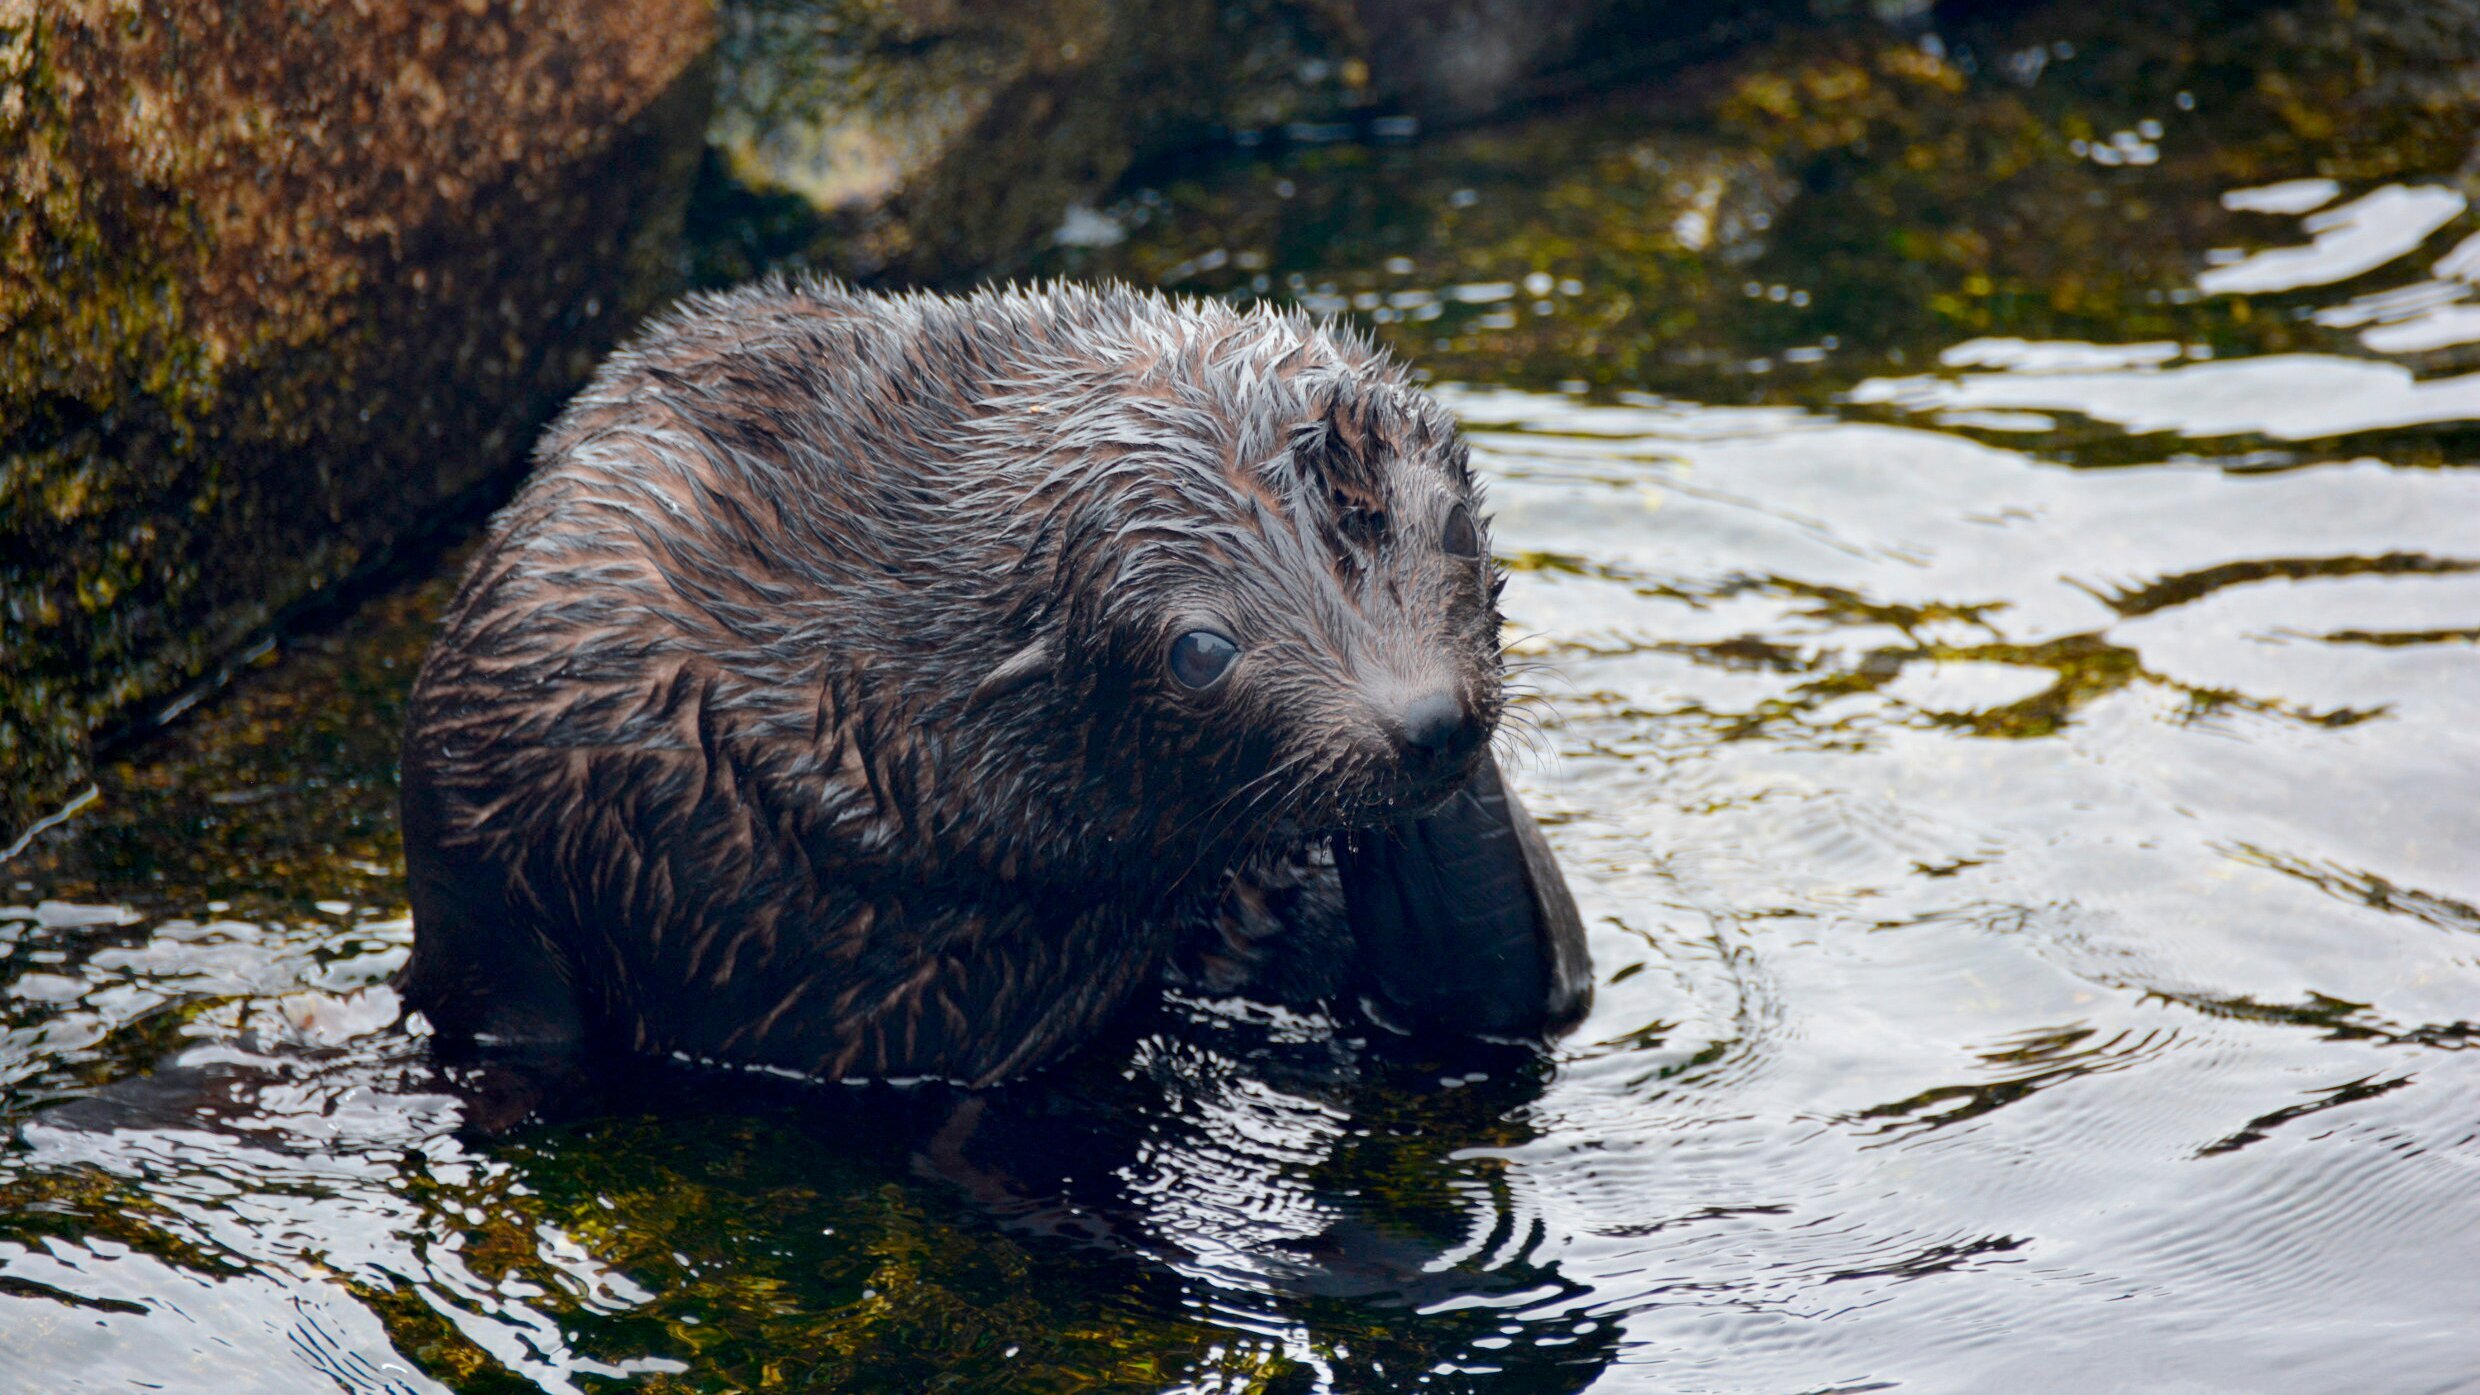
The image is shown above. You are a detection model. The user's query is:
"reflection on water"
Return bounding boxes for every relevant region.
[1853,344,2480,441]
[1461,386,2480,1387]
[11,2,2480,1391]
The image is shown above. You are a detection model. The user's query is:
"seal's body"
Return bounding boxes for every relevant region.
[400,280,1587,1089]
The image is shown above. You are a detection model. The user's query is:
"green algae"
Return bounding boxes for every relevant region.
[0,1,715,847]
[702,0,1374,284]
[1036,0,2480,426]
[0,4,227,840]
[5,545,449,920]
[696,0,1842,289]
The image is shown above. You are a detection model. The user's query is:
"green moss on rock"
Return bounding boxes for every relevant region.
[0,0,717,845]
[1034,0,2480,423]
[700,0,1809,288]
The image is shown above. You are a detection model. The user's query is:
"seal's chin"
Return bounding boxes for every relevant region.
[1265,724,1497,841]
[1366,744,1492,824]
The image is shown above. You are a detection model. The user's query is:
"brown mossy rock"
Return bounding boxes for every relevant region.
[699,0,1813,289]
[0,0,714,844]
[706,0,1367,284]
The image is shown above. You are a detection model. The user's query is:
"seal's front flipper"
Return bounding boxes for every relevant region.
[1336,753,1592,1039]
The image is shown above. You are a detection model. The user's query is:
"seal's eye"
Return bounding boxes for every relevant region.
[1168,630,1240,690]
[1442,502,1481,559]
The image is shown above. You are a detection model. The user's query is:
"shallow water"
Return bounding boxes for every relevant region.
[9,5,2480,1392]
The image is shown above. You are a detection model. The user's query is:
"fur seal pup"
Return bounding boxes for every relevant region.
[399,279,1589,1089]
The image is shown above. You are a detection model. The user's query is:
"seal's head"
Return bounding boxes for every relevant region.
[960,307,1507,871]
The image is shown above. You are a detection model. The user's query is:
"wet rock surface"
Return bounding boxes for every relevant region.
[1039,0,2480,417]
[0,0,713,843]
[700,0,1371,284]
[693,0,1793,286]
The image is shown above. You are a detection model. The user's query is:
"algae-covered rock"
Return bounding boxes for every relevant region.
[0,0,714,845]
[700,0,1792,287]
[704,0,1367,284]
[1033,0,2480,418]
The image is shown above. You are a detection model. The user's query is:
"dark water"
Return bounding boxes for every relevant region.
[9,5,2480,1391]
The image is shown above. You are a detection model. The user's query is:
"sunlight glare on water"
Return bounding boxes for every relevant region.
[1470,381,2480,1389]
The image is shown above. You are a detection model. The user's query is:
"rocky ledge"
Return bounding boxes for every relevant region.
[1,0,714,843]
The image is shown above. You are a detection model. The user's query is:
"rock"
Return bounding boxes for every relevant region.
[702,0,1368,284]
[1362,0,1813,122]
[0,0,714,846]
[699,0,1795,286]
[1352,0,1608,124]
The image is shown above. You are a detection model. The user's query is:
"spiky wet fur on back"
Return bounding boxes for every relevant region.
[400,278,1508,1086]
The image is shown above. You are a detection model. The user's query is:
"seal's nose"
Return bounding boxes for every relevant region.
[1397,690,1475,760]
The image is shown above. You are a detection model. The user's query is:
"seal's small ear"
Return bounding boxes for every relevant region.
[967,632,1058,712]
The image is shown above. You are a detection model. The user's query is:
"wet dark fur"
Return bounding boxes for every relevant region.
[401,279,1518,1086]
